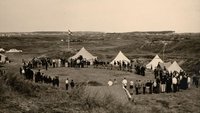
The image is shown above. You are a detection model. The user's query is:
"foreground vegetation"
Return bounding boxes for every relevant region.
[0,71,136,113]
[0,68,200,113]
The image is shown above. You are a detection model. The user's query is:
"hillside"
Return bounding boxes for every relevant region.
[0,32,200,72]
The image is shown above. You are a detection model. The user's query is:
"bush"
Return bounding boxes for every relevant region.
[68,85,134,113]
[87,81,103,86]
[3,72,41,97]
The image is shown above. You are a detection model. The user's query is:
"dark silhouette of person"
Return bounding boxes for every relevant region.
[70,80,75,89]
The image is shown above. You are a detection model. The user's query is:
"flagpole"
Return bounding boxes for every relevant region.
[67,30,71,51]
[163,43,167,61]
[68,35,70,51]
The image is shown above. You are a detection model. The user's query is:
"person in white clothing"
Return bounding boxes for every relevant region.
[172,76,177,92]
[65,78,69,90]
[130,80,134,89]
[187,76,191,88]
[122,78,128,88]
[108,79,113,86]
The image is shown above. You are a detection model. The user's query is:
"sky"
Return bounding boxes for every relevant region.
[0,0,200,32]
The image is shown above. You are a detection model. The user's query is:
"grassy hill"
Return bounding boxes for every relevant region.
[1,31,199,72]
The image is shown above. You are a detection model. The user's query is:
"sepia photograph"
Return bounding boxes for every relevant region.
[0,0,200,113]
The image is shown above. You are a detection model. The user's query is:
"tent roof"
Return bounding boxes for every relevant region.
[167,61,183,73]
[110,51,130,64]
[70,47,97,60]
[146,54,164,70]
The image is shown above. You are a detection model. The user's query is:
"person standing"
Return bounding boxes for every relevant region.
[135,80,139,95]
[35,69,41,83]
[108,79,113,86]
[52,59,56,68]
[195,76,199,88]
[138,80,142,94]
[65,78,69,90]
[113,79,118,85]
[122,78,128,88]
[172,76,178,93]
[153,80,157,93]
[149,80,153,94]
[45,61,48,70]
[160,75,166,93]
[70,80,75,89]
[187,75,191,89]
[130,80,134,89]
[142,81,146,94]
[156,77,161,93]
[166,76,172,93]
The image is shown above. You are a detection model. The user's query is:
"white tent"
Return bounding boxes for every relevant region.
[70,47,97,64]
[167,61,183,73]
[110,51,130,65]
[6,49,22,53]
[146,55,163,70]
[0,48,5,53]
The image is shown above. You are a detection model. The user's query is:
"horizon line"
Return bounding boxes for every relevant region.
[0,30,200,34]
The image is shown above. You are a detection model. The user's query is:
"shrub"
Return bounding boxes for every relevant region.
[87,81,103,86]
[4,72,41,97]
[68,84,134,113]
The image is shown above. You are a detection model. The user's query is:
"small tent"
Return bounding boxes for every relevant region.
[6,49,22,53]
[110,51,130,65]
[146,55,163,70]
[0,48,5,53]
[167,61,183,73]
[70,47,97,64]
[0,53,7,63]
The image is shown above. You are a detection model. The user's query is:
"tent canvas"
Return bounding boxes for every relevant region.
[146,55,163,70]
[70,47,97,64]
[110,51,130,65]
[167,61,183,73]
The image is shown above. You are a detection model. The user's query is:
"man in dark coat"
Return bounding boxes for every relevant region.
[35,69,41,83]
[70,80,75,89]
[166,76,172,93]
[135,80,139,95]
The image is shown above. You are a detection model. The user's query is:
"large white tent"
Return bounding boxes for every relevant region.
[146,55,163,70]
[70,47,97,64]
[110,51,130,65]
[167,61,183,73]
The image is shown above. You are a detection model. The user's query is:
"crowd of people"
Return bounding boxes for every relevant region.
[108,71,199,96]
[19,57,199,98]
[94,59,133,72]
[20,66,60,87]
